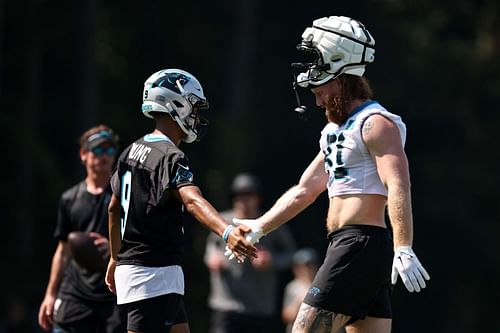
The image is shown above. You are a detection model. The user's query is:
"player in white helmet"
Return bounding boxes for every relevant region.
[141,68,209,143]
[293,16,375,88]
[228,16,430,333]
[106,68,257,333]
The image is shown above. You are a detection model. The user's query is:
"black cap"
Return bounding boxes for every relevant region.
[230,173,262,196]
[84,130,118,150]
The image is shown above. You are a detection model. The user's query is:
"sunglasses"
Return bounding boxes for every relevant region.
[91,146,116,156]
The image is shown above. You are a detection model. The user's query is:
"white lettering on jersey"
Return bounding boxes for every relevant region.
[128,143,152,163]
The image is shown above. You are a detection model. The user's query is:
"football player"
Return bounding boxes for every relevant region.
[227,16,430,333]
[105,69,257,333]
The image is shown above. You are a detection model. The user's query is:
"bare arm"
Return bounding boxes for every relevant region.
[108,194,122,261]
[363,114,413,248]
[105,194,121,294]
[38,241,70,331]
[177,185,257,261]
[44,241,70,298]
[258,151,328,234]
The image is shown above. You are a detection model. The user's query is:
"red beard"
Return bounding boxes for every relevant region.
[325,96,350,125]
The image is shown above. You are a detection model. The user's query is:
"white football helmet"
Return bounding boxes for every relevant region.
[141,69,209,143]
[293,16,375,87]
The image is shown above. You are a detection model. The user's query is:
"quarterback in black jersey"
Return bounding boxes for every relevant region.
[105,69,257,333]
[38,125,125,332]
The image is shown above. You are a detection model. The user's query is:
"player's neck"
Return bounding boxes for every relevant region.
[153,120,183,146]
[85,172,110,195]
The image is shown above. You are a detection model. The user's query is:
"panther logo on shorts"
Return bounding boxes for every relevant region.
[308,286,321,296]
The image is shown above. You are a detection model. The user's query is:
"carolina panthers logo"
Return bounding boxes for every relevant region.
[308,286,321,297]
[153,72,190,94]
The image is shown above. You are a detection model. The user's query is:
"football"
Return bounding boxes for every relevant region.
[67,231,107,272]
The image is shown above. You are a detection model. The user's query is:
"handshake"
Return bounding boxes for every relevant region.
[224,218,265,261]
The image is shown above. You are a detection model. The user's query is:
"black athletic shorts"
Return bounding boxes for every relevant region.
[53,298,125,333]
[303,224,393,321]
[123,293,188,333]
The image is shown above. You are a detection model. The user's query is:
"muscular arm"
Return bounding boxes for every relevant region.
[258,151,328,234]
[177,185,257,260]
[363,114,413,248]
[178,185,231,237]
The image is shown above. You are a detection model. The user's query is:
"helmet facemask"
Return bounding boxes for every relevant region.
[292,39,331,87]
[178,94,209,143]
[171,79,210,143]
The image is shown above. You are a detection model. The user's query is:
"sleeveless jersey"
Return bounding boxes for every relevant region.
[319,101,406,198]
[110,134,195,267]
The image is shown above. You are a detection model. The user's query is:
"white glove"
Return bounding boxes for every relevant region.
[391,246,430,292]
[224,218,265,260]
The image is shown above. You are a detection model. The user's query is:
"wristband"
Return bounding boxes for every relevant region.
[222,225,234,243]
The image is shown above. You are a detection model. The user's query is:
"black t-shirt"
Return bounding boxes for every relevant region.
[110,134,195,267]
[54,181,115,302]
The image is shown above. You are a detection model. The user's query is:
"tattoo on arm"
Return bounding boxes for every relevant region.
[362,118,374,135]
[293,304,349,333]
[309,309,333,332]
[295,304,311,330]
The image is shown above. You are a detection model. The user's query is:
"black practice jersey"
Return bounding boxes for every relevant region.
[54,181,115,302]
[111,134,195,267]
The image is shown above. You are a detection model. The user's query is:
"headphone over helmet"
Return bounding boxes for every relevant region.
[292,16,375,88]
[141,69,209,143]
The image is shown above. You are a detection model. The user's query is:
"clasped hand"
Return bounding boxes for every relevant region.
[224,222,259,262]
[224,218,265,261]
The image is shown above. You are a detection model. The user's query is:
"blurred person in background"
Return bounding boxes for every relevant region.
[281,248,346,333]
[205,173,297,333]
[282,248,320,333]
[228,16,430,333]
[105,69,257,333]
[38,125,125,332]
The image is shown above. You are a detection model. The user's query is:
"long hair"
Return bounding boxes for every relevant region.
[325,74,373,124]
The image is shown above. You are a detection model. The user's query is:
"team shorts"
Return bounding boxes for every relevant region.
[53,298,125,333]
[303,224,393,321]
[123,293,187,333]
